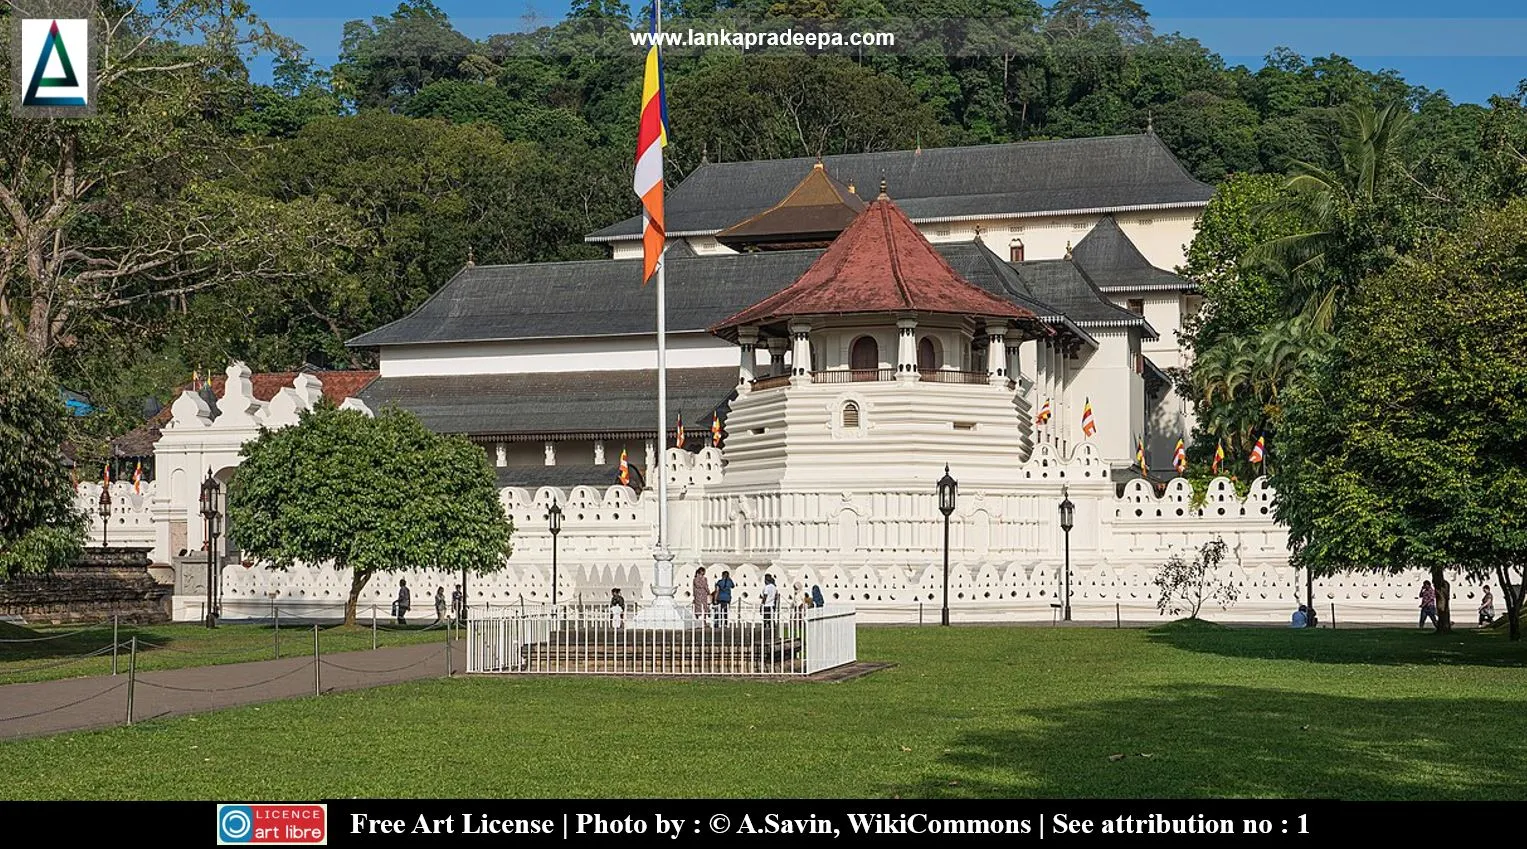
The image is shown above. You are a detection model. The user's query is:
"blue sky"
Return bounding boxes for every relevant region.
[248,0,1526,104]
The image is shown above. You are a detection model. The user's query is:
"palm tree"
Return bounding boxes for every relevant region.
[1249,101,1412,330]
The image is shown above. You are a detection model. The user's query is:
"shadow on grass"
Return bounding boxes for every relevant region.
[1146,620,1527,669]
[900,684,1525,800]
[0,621,180,663]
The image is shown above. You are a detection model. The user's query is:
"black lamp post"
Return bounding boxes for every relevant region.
[548,499,563,607]
[97,483,112,548]
[199,469,222,628]
[937,464,957,627]
[1059,485,1075,622]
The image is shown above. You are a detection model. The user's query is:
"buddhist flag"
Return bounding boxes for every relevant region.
[633,2,670,285]
[1035,399,1052,426]
[132,461,143,494]
[711,411,722,447]
[191,368,200,391]
[1249,434,1266,465]
[102,463,110,487]
[1212,441,1226,474]
[1081,398,1097,437]
[619,448,631,487]
[1173,439,1187,475]
[675,412,685,448]
[1136,436,1148,477]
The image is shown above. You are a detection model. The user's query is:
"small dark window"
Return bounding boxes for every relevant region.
[917,337,939,371]
[842,401,860,429]
[1009,240,1025,262]
[1127,298,1145,316]
[850,336,879,380]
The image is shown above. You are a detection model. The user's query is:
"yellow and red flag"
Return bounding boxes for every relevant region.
[1136,436,1148,477]
[1080,398,1097,437]
[675,412,685,448]
[1249,434,1266,465]
[619,448,631,487]
[633,2,670,285]
[1035,399,1052,426]
[1173,439,1187,474]
[102,463,110,487]
[132,461,143,494]
[711,411,722,447]
[1212,441,1226,475]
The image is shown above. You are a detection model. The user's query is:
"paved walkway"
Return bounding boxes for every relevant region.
[0,642,465,741]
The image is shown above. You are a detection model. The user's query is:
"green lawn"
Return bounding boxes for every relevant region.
[0,620,453,685]
[1,623,1523,800]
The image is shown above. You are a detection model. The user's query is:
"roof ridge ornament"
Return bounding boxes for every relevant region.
[466,246,476,267]
[1064,241,1073,260]
[878,177,888,199]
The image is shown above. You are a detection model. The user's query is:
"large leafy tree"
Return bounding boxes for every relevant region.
[228,405,513,625]
[1273,199,1527,638]
[0,334,84,580]
[0,0,348,360]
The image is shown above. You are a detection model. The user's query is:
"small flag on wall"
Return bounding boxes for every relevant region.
[1136,436,1148,477]
[1212,441,1226,475]
[1081,399,1097,437]
[133,461,143,494]
[1035,399,1052,426]
[619,448,631,486]
[675,412,685,448]
[712,411,722,447]
[1249,434,1266,465]
[1173,439,1187,474]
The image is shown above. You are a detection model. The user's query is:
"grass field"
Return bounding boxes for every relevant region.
[0,620,453,685]
[1,622,1523,800]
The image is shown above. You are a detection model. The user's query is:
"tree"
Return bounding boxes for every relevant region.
[0,334,85,580]
[1273,199,1527,638]
[332,0,481,110]
[1153,537,1240,619]
[0,0,347,360]
[227,405,513,625]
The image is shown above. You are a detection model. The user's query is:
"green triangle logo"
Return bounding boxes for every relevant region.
[23,20,87,107]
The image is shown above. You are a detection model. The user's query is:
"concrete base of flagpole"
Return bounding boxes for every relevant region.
[633,546,695,630]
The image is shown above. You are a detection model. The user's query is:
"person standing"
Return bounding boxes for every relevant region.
[714,570,736,625]
[1479,586,1496,625]
[692,567,711,626]
[395,579,411,626]
[434,587,446,623]
[1419,580,1439,630]
[610,588,626,629]
[811,585,825,609]
[761,574,778,633]
[452,584,465,621]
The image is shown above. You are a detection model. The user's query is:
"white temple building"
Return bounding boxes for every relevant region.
[93,134,1479,624]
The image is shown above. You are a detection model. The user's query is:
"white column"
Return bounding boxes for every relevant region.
[737,326,758,389]
[789,320,812,384]
[495,443,507,468]
[896,315,918,383]
[985,320,1007,384]
[768,338,788,377]
[544,442,556,466]
[594,440,606,465]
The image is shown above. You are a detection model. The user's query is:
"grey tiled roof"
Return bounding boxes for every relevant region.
[1069,215,1194,293]
[348,242,1146,350]
[1007,260,1158,338]
[587,134,1212,242]
[494,464,641,491]
[358,367,738,440]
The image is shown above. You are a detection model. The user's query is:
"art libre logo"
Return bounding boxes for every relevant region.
[217,804,328,846]
[21,19,89,107]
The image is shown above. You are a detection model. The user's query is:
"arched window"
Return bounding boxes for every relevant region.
[1010,239,1025,262]
[842,400,860,429]
[970,339,987,373]
[849,336,879,381]
[917,336,940,372]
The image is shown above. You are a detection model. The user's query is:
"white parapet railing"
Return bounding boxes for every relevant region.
[466,604,857,676]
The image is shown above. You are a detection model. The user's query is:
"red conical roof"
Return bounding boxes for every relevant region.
[713,192,1037,332]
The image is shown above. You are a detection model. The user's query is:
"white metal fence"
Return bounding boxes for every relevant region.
[466,605,857,676]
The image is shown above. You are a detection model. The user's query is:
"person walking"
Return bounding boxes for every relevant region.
[434,587,446,623]
[692,566,711,626]
[1419,580,1439,630]
[395,579,411,626]
[714,570,735,625]
[811,584,825,610]
[1479,586,1496,625]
